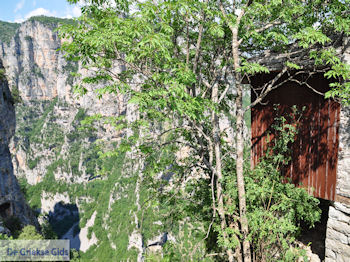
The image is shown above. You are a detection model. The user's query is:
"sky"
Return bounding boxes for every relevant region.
[0,0,81,23]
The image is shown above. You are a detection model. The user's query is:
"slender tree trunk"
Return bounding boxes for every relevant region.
[211,83,235,262]
[232,27,252,261]
[235,89,251,261]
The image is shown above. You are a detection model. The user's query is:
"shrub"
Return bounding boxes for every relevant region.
[17,225,43,240]
[28,158,39,169]
[10,85,22,104]
[220,111,320,261]
[28,16,76,28]
[0,69,5,80]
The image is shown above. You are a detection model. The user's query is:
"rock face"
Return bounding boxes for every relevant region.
[1,20,62,101]
[0,59,37,227]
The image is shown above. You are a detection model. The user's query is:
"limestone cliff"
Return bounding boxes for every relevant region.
[0,59,37,228]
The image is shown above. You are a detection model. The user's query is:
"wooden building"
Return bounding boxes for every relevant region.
[250,72,341,202]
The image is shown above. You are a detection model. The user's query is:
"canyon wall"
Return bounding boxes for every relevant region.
[0,59,37,230]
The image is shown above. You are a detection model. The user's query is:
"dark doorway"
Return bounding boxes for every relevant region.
[298,198,330,260]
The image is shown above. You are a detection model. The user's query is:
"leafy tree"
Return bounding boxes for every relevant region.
[10,85,22,104]
[60,0,350,261]
[0,69,6,80]
[17,225,44,240]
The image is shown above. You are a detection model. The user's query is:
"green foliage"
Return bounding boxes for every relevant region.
[57,0,348,260]
[70,249,82,262]
[17,225,44,240]
[220,112,320,261]
[0,21,20,44]
[40,220,58,239]
[27,98,57,143]
[62,61,79,86]
[0,69,6,80]
[0,233,11,240]
[28,16,76,28]
[32,63,44,79]
[28,157,40,169]
[24,35,32,42]
[10,85,22,104]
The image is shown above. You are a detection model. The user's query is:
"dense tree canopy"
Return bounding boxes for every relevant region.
[60,0,350,260]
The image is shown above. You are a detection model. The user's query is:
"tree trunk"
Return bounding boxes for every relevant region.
[235,84,251,261]
[211,83,235,262]
[232,26,252,261]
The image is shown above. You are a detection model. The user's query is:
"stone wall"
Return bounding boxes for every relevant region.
[335,107,350,198]
[325,106,350,261]
[324,37,350,262]
[325,202,350,261]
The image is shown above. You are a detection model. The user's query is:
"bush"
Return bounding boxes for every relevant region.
[220,112,321,261]
[17,225,43,240]
[0,69,5,80]
[10,85,22,104]
[28,158,39,169]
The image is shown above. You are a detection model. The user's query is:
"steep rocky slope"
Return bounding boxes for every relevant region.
[0,59,37,230]
[0,17,209,261]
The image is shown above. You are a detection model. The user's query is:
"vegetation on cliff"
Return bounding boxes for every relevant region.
[0,21,20,44]
[28,16,75,27]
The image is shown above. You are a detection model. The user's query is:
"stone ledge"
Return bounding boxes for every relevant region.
[325,238,350,258]
[327,217,350,235]
[329,206,350,224]
[334,202,350,215]
[327,227,348,244]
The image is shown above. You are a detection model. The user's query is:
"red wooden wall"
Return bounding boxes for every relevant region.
[251,73,340,201]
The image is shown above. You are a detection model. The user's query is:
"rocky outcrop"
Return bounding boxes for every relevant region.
[0,18,124,185]
[0,20,62,101]
[0,59,37,227]
[0,19,125,116]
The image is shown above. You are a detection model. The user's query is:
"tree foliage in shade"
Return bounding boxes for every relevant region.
[60,0,350,260]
